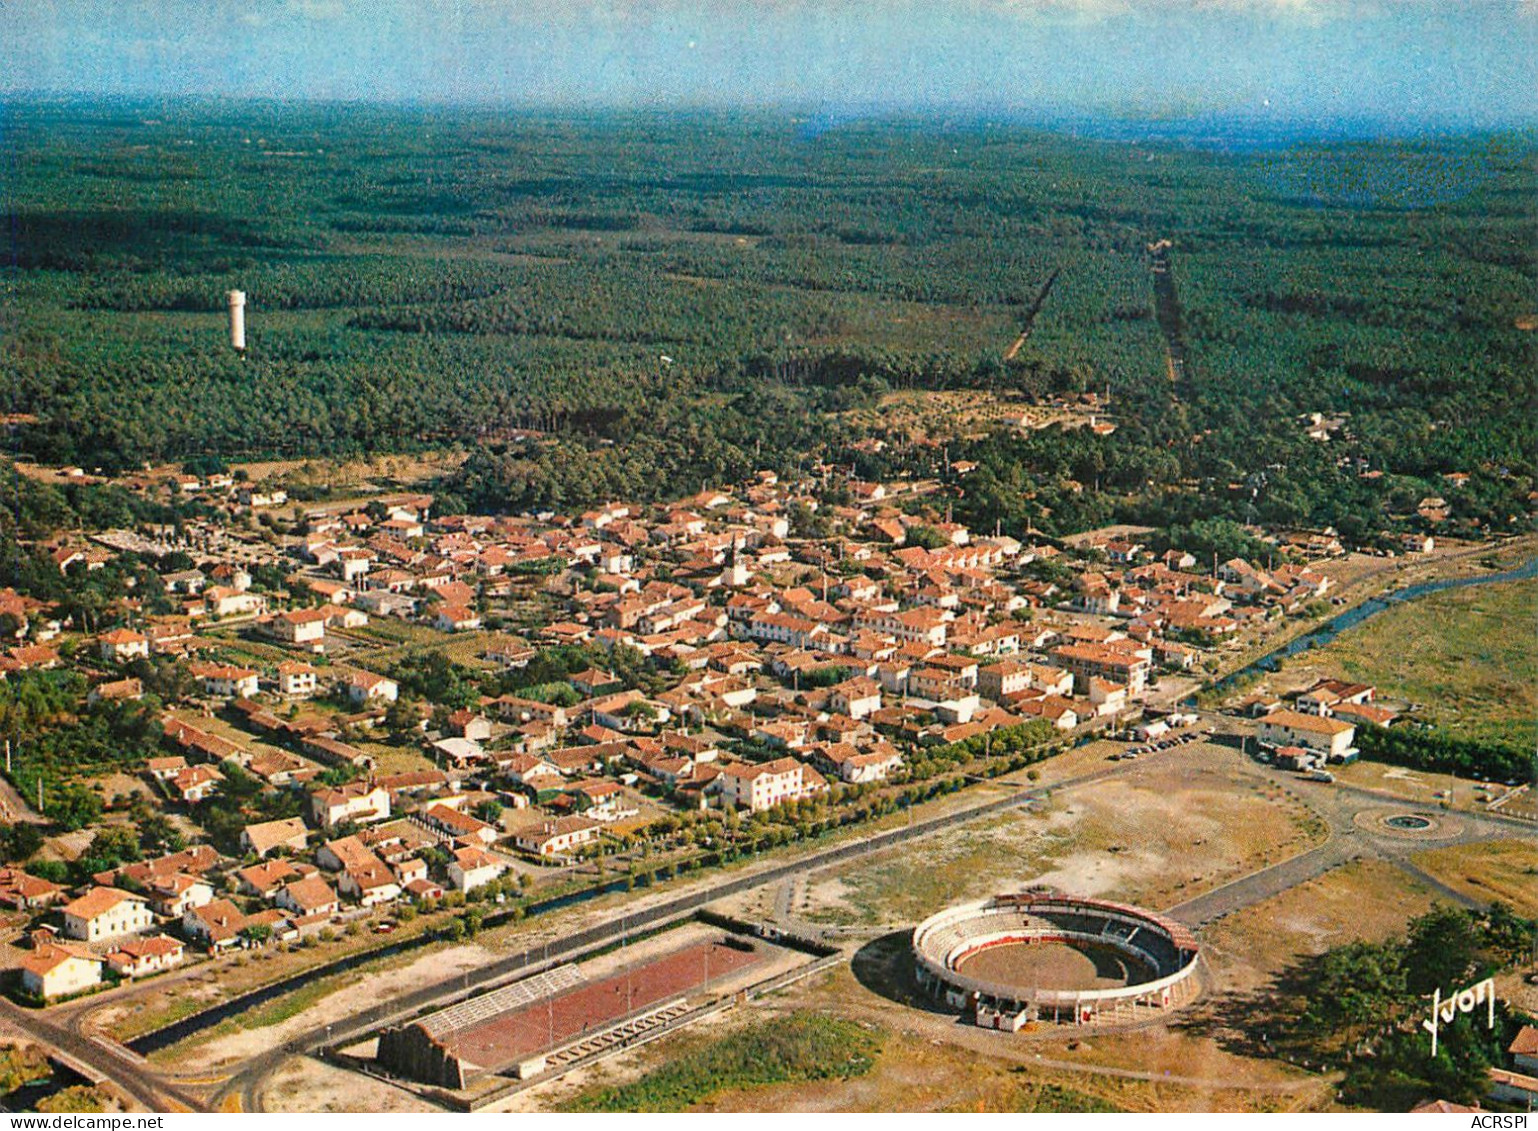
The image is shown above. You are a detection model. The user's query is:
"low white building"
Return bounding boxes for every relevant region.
[1257,710,1356,760]
[19,944,102,1000]
[346,671,399,704]
[98,629,150,663]
[447,846,506,892]
[61,887,154,943]
[269,607,329,647]
[710,757,825,813]
[515,817,603,858]
[277,661,318,697]
[310,783,391,830]
[190,662,260,700]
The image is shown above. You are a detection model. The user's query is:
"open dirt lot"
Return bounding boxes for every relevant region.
[958,940,1149,990]
[1333,760,1520,816]
[796,743,1325,928]
[1410,839,1538,918]
[261,1055,438,1114]
[1199,858,1438,996]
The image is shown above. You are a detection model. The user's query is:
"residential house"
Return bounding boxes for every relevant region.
[237,858,303,899]
[61,887,154,942]
[274,877,341,918]
[145,873,215,918]
[268,607,329,648]
[1051,642,1152,696]
[19,943,102,1000]
[310,783,391,830]
[203,586,267,618]
[1257,710,1357,761]
[181,899,286,952]
[189,662,260,700]
[813,743,904,784]
[0,869,63,911]
[710,757,825,813]
[87,676,142,705]
[420,803,499,846]
[345,671,399,704]
[276,661,319,697]
[1295,679,1375,716]
[98,628,149,663]
[104,936,185,979]
[317,836,401,907]
[240,816,309,858]
[434,605,482,633]
[446,846,506,893]
[829,676,882,720]
[170,764,225,804]
[515,817,603,858]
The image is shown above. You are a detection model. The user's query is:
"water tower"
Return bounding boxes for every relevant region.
[227,290,247,352]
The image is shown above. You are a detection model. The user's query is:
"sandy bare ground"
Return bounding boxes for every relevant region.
[170,944,495,1071]
[1199,858,1438,996]
[261,1056,438,1114]
[797,744,1324,930]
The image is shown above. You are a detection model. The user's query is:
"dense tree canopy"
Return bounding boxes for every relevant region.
[1,103,1532,541]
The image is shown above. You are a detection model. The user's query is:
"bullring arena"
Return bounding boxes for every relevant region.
[912,891,1202,1030]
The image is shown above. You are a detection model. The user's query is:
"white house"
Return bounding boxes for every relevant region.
[515,817,603,858]
[145,874,215,918]
[104,935,185,979]
[61,887,154,942]
[310,783,391,830]
[19,944,102,1000]
[98,628,150,663]
[1257,710,1357,760]
[274,876,341,918]
[710,757,825,813]
[346,671,399,704]
[189,662,260,700]
[241,816,310,857]
[830,677,882,721]
[269,607,329,647]
[276,661,318,697]
[446,846,506,892]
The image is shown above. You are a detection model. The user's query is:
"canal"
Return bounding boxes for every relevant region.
[1206,556,1538,695]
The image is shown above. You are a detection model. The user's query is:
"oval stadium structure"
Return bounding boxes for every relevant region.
[911,892,1202,1030]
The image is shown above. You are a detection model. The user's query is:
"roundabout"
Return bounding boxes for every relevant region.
[1352,807,1461,840]
[912,891,1202,1030]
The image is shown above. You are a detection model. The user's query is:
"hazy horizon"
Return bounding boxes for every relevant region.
[4,1,1536,134]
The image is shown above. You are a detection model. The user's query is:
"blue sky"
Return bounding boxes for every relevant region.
[4,1,1535,128]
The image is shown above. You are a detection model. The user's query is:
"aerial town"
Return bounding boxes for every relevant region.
[0,442,1532,1113]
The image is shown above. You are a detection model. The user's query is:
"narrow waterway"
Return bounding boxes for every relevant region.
[1208,557,1538,694]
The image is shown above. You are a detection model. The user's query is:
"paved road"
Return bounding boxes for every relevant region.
[1384,858,1485,911]
[0,997,202,1112]
[1167,840,1364,927]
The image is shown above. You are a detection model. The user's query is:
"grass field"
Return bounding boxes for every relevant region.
[566,1012,880,1112]
[1410,839,1538,918]
[1302,577,1537,749]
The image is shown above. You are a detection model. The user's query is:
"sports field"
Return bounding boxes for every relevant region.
[443,940,764,1070]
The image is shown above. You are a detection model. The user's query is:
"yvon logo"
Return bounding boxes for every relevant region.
[1422,976,1496,1056]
